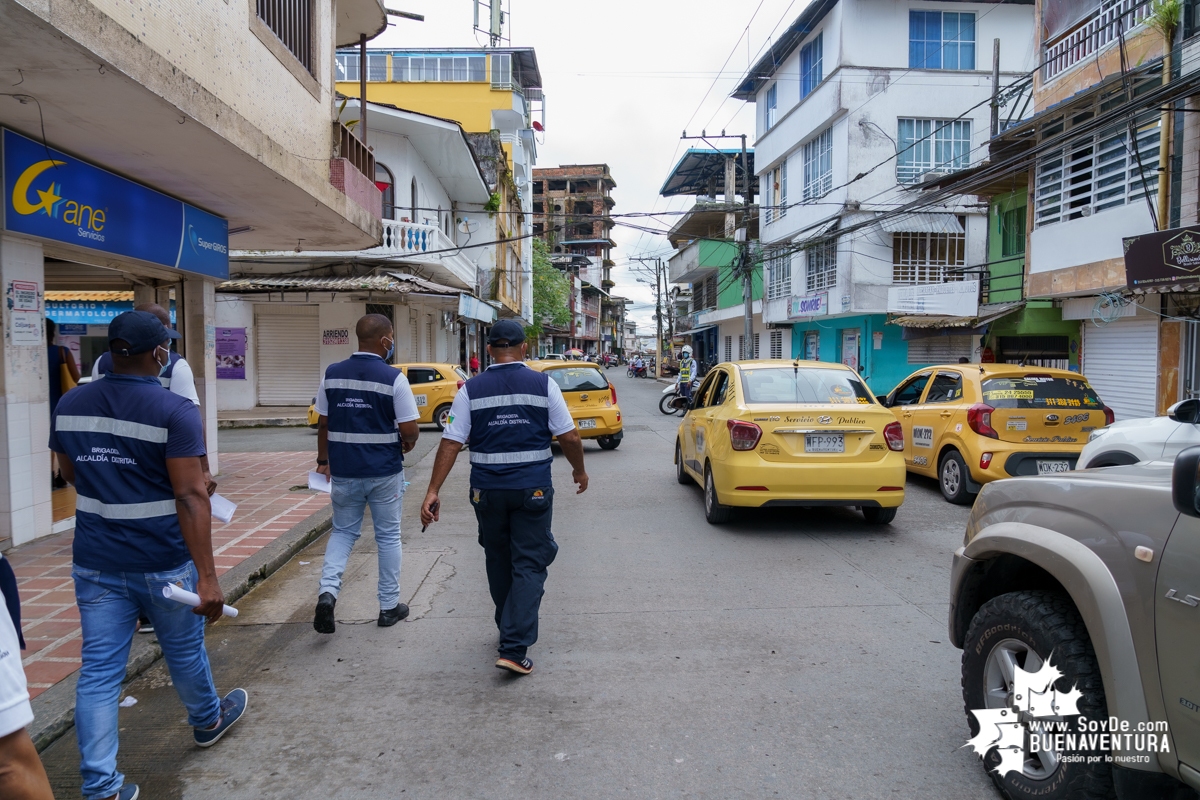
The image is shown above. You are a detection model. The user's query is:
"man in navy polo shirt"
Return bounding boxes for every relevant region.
[50,311,246,800]
[313,314,420,634]
[420,320,588,676]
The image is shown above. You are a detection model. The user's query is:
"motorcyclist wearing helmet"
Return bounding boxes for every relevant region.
[677,345,697,403]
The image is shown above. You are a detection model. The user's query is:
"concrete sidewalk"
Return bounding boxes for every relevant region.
[217,406,310,428]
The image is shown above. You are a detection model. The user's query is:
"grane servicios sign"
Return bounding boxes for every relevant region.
[1124,225,1200,289]
[1,129,228,279]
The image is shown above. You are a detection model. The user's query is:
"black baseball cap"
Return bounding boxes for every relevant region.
[487,319,526,346]
[108,310,180,355]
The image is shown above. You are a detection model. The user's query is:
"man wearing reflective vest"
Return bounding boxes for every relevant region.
[420,320,588,676]
[313,314,420,634]
[676,344,697,403]
[50,310,246,800]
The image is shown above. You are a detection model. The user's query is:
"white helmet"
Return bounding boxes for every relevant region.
[682,345,693,356]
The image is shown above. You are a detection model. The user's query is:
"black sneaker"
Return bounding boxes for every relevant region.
[313,592,336,634]
[377,603,409,627]
[52,472,67,490]
[495,656,533,675]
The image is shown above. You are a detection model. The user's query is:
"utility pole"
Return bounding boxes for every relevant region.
[359,34,368,144]
[680,130,756,360]
[989,39,1001,138]
[655,258,664,380]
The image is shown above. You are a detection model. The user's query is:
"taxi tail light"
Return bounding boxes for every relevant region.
[727,420,762,451]
[609,382,617,405]
[1103,406,1115,426]
[967,403,999,439]
[980,452,993,470]
[883,421,904,452]
[456,380,465,390]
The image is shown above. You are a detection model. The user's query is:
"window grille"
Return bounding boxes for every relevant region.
[806,239,838,292]
[765,249,792,300]
[801,34,823,98]
[892,229,967,284]
[770,330,784,359]
[258,0,313,72]
[803,127,833,200]
[738,335,745,360]
[724,335,733,363]
[897,119,972,184]
[753,333,761,359]
[1033,115,1160,228]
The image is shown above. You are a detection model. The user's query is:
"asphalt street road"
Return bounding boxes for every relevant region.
[41,370,998,799]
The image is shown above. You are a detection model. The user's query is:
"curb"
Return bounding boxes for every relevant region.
[217,417,309,429]
[29,504,334,752]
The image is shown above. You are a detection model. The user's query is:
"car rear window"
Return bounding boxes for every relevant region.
[547,367,609,392]
[739,367,875,405]
[981,376,1103,409]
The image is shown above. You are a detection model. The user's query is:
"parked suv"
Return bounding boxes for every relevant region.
[1078,398,1200,469]
[949,452,1200,800]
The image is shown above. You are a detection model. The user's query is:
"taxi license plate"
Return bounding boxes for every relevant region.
[805,433,844,453]
[579,418,597,429]
[1037,460,1070,475]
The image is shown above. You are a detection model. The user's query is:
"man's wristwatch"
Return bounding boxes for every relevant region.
[316,459,328,465]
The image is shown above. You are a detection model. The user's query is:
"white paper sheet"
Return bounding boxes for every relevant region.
[210,493,237,524]
[161,584,239,618]
[308,471,332,493]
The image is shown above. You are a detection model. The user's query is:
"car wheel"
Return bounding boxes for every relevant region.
[597,435,620,450]
[675,440,690,485]
[703,463,731,524]
[939,450,975,505]
[433,403,453,432]
[962,590,1112,800]
[862,506,897,525]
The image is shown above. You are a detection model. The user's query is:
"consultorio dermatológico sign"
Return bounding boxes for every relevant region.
[1124,225,1200,288]
[1,129,228,279]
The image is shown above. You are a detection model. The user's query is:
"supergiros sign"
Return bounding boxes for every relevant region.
[1,129,228,279]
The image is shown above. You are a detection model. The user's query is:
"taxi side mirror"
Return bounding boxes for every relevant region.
[1169,398,1200,424]
[1172,445,1200,517]
[876,394,891,407]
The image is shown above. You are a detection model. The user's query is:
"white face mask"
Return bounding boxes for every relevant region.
[155,345,170,373]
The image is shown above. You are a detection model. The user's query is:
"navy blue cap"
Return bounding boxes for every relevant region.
[108,310,180,355]
[487,319,526,346]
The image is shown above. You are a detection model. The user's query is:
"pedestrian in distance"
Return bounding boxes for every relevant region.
[49,310,247,800]
[420,319,588,676]
[47,318,81,489]
[313,314,421,634]
[469,353,480,376]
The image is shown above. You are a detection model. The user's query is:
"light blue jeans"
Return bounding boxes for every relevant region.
[73,561,221,800]
[320,471,405,610]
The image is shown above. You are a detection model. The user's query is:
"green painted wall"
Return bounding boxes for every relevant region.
[986,306,1082,369]
[988,189,1027,304]
[714,242,762,310]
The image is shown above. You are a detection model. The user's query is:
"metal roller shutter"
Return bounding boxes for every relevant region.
[1082,314,1158,422]
[906,335,973,364]
[256,305,320,406]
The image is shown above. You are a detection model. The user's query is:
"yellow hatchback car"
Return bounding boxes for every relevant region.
[308,362,467,430]
[526,361,623,449]
[882,364,1112,504]
[675,360,906,525]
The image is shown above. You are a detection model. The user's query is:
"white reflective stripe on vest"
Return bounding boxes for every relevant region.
[324,378,395,395]
[160,377,172,389]
[327,431,400,444]
[76,494,177,520]
[469,394,549,411]
[469,448,553,465]
[55,416,169,444]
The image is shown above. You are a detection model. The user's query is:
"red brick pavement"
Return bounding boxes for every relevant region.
[6,452,329,699]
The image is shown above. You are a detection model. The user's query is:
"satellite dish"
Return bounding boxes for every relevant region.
[458,218,479,234]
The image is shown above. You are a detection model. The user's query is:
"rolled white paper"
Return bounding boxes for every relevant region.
[161,584,239,618]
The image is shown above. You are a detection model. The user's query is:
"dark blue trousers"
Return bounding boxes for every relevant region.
[470,486,558,660]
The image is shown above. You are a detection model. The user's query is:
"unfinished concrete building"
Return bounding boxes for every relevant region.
[533,164,617,290]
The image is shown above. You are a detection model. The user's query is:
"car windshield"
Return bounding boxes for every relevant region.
[739,367,875,405]
[546,367,609,392]
[981,375,1103,410]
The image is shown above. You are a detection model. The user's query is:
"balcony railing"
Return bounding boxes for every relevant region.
[1044,0,1153,81]
[335,122,374,184]
[358,219,476,288]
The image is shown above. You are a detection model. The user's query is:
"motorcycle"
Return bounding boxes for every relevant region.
[628,363,648,379]
[659,379,701,416]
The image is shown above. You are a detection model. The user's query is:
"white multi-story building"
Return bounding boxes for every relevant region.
[733,0,1035,391]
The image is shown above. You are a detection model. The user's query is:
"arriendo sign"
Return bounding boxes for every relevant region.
[1,129,228,279]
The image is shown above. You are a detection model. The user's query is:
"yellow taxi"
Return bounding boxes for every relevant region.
[675,359,906,525]
[526,361,623,449]
[308,362,468,431]
[882,364,1112,504]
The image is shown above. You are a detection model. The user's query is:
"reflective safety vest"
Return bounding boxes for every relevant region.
[323,354,405,479]
[679,358,696,382]
[466,363,553,490]
[96,350,180,389]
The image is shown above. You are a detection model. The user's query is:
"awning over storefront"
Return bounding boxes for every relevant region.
[891,301,1025,338]
[687,324,719,336]
[877,213,964,235]
[217,272,461,296]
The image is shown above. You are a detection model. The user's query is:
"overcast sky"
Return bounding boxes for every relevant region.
[373,0,805,329]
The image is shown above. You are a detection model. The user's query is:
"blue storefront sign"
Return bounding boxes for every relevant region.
[1,129,228,279]
[45,300,133,325]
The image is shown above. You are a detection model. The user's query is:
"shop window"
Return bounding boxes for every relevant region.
[375,163,395,220]
[1000,206,1026,257]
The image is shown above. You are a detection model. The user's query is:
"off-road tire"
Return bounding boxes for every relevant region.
[703,463,731,524]
[939,449,975,505]
[962,590,1112,800]
[862,506,897,525]
[675,441,690,485]
[433,403,453,432]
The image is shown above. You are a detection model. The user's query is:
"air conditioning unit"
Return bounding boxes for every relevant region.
[921,170,950,185]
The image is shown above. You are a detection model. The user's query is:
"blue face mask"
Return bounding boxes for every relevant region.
[156,346,171,375]
[384,337,395,362]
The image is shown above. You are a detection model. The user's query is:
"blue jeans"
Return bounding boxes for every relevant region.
[73,561,221,800]
[320,472,404,609]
